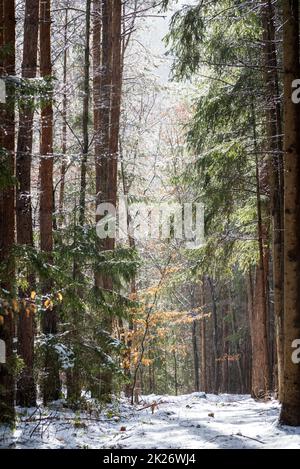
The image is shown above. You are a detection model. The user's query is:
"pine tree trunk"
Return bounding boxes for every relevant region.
[0,0,16,425]
[109,0,121,207]
[250,100,271,398]
[200,317,207,392]
[58,7,68,225]
[261,0,284,401]
[221,303,229,393]
[94,0,113,402]
[66,0,91,403]
[200,279,207,392]
[173,349,178,396]
[208,277,219,393]
[280,0,300,426]
[94,0,122,402]
[228,286,244,393]
[247,268,254,392]
[192,320,200,391]
[78,0,90,227]
[251,260,271,398]
[15,0,39,408]
[39,0,60,404]
[92,0,101,164]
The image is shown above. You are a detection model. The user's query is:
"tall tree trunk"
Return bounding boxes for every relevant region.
[221,304,229,393]
[173,349,178,396]
[95,0,112,214]
[78,0,90,227]
[109,0,121,207]
[261,0,284,402]
[280,0,300,426]
[192,320,200,391]
[58,6,68,225]
[94,0,113,401]
[247,268,254,392]
[15,0,39,408]
[66,0,91,403]
[39,0,60,404]
[191,282,199,393]
[92,0,101,167]
[200,317,207,392]
[251,252,271,398]
[94,0,122,401]
[250,100,271,398]
[228,286,244,393]
[208,277,219,393]
[0,0,16,424]
[199,278,207,392]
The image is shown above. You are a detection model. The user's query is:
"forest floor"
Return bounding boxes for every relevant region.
[1,393,300,449]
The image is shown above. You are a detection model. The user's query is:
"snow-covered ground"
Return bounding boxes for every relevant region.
[1,393,300,449]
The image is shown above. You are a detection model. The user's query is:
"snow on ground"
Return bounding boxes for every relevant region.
[1,393,300,449]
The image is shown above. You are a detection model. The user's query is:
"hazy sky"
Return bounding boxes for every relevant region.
[147,12,172,82]
[144,1,190,83]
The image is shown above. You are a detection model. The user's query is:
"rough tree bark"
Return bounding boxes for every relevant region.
[280,0,300,426]
[200,316,207,392]
[0,0,16,424]
[109,0,121,208]
[16,0,39,408]
[261,0,284,401]
[66,0,91,402]
[250,100,271,398]
[58,6,68,225]
[39,0,60,404]
[208,277,219,393]
[228,285,244,393]
[221,301,229,393]
[94,0,113,401]
[93,0,122,401]
[199,277,207,392]
[192,319,200,391]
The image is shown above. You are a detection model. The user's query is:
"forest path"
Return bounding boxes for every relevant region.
[103,393,300,449]
[1,393,300,449]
